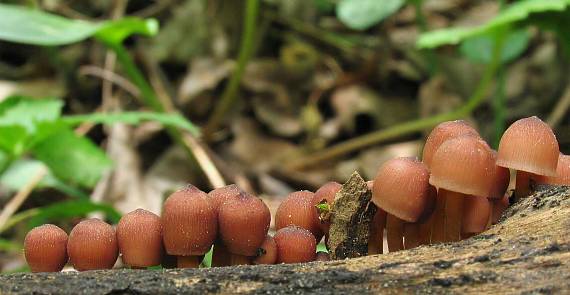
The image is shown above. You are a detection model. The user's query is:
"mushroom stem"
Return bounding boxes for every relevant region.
[515,170,530,200]
[177,256,201,268]
[404,223,420,249]
[230,254,251,265]
[368,210,386,254]
[211,241,231,267]
[431,191,446,243]
[418,216,432,245]
[386,214,404,252]
[443,189,464,242]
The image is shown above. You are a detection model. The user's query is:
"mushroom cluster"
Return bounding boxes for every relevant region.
[23,117,568,272]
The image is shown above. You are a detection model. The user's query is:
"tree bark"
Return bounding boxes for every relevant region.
[1,186,570,294]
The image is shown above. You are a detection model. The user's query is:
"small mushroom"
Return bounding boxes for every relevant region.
[533,153,570,185]
[218,190,271,265]
[162,185,217,268]
[497,117,559,199]
[461,195,492,238]
[67,219,118,271]
[311,182,342,234]
[24,224,68,272]
[274,226,316,264]
[253,235,278,265]
[275,191,323,241]
[116,209,162,268]
[208,184,242,267]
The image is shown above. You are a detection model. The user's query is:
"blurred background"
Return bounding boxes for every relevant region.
[1,0,569,272]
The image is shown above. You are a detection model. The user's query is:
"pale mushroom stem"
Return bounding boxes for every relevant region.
[515,170,531,199]
[177,256,201,268]
[404,223,420,249]
[431,191,446,243]
[386,214,404,252]
[230,254,251,265]
[443,189,464,242]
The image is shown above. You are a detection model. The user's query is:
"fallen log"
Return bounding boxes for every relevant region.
[1,186,569,294]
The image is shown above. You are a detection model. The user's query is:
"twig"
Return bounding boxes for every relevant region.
[78,66,140,98]
[284,34,506,170]
[204,0,260,138]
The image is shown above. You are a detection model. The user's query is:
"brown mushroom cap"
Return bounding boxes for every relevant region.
[372,157,432,222]
[218,191,271,256]
[422,120,479,168]
[117,209,162,268]
[24,224,68,272]
[489,151,511,199]
[253,235,278,265]
[208,184,242,214]
[497,116,559,176]
[67,219,118,271]
[275,191,323,239]
[462,196,492,234]
[311,182,342,233]
[534,154,570,185]
[162,185,217,256]
[429,135,495,197]
[274,226,316,264]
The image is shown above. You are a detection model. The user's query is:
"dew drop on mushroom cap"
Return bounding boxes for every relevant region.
[311,182,342,233]
[274,226,316,264]
[67,218,118,271]
[533,154,570,186]
[422,120,480,169]
[275,190,323,240]
[162,185,217,268]
[218,190,271,256]
[24,224,68,273]
[117,209,163,268]
[496,116,559,198]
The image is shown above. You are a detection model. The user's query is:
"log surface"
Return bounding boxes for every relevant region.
[2,186,570,294]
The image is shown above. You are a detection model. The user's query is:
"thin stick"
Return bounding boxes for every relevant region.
[0,167,47,230]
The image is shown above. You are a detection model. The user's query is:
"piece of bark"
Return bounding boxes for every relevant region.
[326,172,377,259]
[1,186,570,294]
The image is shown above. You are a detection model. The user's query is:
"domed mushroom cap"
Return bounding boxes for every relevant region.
[372,157,432,223]
[162,185,217,256]
[274,226,316,264]
[311,182,342,233]
[429,135,495,197]
[218,191,271,256]
[534,154,570,185]
[253,235,278,265]
[275,191,323,239]
[422,120,479,168]
[67,219,118,271]
[24,224,68,272]
[208,184,242,214]
[462,196,492,234]
[497,116,559,176]
[117,209,163,268]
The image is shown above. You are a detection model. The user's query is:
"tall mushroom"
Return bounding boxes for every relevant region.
[429,135,495,242]
[372,157,432,252]
[24,224,68,272]
[497,116,559,199]
[67,219,118,271]
[116,209,162,268]
[162,185,217,268]
[208,184,242,267]
[218,190,271,265]
[422,120,480,243]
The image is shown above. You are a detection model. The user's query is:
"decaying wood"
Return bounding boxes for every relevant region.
[327,171,376,260]
[1,186,570,294]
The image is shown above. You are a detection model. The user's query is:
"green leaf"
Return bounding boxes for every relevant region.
[417,0,570,49]
[0,96,62,133]
[336,0,405,30]
[0,4,158,46]
[27,200,121,228]
[460,29,530,64]
[31,129,112,188]
[60,111,200,137]
[0,159,88,199]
